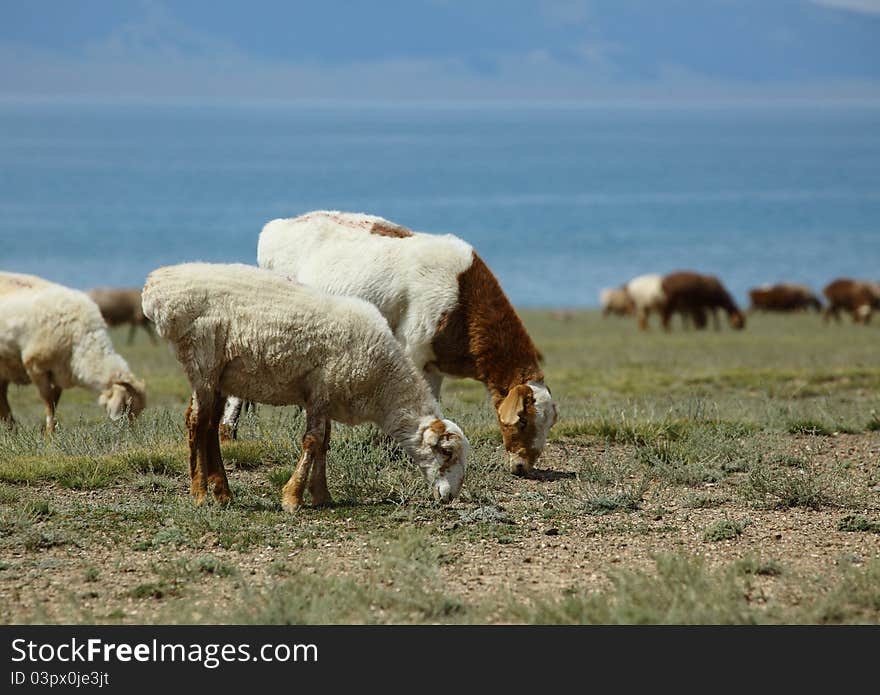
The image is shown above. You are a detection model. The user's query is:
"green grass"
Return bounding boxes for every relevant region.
[1,315,879,625]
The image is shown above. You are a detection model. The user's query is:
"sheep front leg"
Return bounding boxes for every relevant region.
[0,381,14,427]
[282,411,328,511]
[28,369,57,433]
[424,367,444,401]
[307,418,333,507]
[206,394,232,504]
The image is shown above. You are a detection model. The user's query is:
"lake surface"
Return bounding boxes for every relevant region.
[1,101,878,307]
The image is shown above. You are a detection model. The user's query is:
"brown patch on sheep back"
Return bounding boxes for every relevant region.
[369,220,413,238]
[0,277,35,297]
[307,211,414,238]
[430,252,543,403]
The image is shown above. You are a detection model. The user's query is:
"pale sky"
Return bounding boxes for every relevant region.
[1,0,879,103]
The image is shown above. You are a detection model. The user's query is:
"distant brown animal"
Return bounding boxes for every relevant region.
[660,271,745,331]
[822,278,880,325]
[87,287,157,344]
[748,283,822,313]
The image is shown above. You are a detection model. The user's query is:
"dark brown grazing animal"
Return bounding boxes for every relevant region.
[748,283,822,313]
[88,287,157,344]
[822,278,880,325]
[660,271,745,331]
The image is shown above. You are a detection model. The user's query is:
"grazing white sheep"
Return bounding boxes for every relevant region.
[224,210,557,477]
[0,271,146,431]
[141,262,469,510]
[625,273,667,331]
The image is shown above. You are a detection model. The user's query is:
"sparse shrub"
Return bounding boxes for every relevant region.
[703,517,749,542]
[130,582,171,600]
[583,492,643,515]
[510,553,760,624]
[742,463,847,510]
[190,556,237,577]
[736,557,783,577]
[814,559,880,623]
[787,420,833,436]
[684,493,728,509]
[838,515,880,534]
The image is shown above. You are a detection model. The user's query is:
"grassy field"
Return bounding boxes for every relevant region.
[1,310,879,624]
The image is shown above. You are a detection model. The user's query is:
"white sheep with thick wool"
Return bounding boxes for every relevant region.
[141,262,468,509]
[0,271,146,431]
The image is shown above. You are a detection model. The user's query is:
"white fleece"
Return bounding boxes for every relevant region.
[0,272,135,390]
[0,272,145,416]
[257,211,474,371]
[625,273,666,313]
[141,262,468,495]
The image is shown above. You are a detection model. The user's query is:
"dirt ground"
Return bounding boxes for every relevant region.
[2,431,877,624]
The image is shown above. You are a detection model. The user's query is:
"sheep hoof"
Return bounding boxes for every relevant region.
[282,497,304,512]
[192,491,207,507]
[310,493,333,508]
[213,490,232,506]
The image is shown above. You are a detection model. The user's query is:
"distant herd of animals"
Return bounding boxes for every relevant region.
[1,212,876,510]
[600,273,880,330]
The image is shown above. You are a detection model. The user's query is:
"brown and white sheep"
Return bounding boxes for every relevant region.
[87,287,157,344]
[748,284,822,313]
[625,273,666,330]
[660,271,745,331]
[822,278,880,324]
[224,210,557,476]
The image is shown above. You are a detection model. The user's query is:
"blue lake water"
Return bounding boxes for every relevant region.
[1,102,878,308]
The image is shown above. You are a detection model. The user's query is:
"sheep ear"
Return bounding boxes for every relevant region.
[498,388,526,426]
[422,420,443,448]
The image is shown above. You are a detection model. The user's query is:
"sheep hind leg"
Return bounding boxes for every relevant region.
[0,381,14,428]
[282,411,327,511]
[219,396,243,441]
[307,418,333,507]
